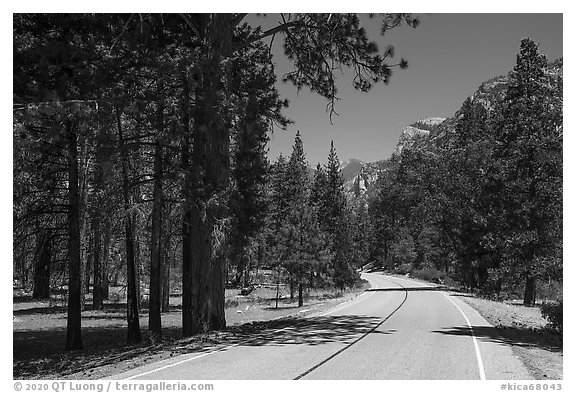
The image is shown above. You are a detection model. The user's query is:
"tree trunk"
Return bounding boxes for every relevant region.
[149,140,163,344]
[33,231,51,299]
[125,212,141,344]
[523,276,537,306]
[117,107,142,345]
[65,120,83,351]
[84,236,92,295]
[207,252,226,330]
[298,282,304,307]
[160,236,171,312]
[79,136,90,306]
[134,222,141,308]
[180,68,196,335]
[102,220,111,300]
[183,202,211,335]
[93,214,103,310]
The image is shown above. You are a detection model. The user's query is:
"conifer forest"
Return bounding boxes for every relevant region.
[13,13,562,381]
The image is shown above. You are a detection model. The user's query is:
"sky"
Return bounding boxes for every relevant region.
[249,13,563,166]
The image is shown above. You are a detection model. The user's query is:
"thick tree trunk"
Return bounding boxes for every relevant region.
[298,282,304,307]
[148,140,163,344]
[33,232,51,300]
[117,107,142,345]
[65,120,83,351]
[207,252,226,329]
[183,203,211,335]
[182,15,232,336]
[523,276,537,306]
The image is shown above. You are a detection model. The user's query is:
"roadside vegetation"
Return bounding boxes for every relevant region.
[366,39,562,315]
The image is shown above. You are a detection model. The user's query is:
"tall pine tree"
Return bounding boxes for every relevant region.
[492,38,562,305]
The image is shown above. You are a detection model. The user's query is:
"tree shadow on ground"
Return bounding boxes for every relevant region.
[226,315,392,348]
[432,325,562,352]
[14,314,391,379]
[14,303,130,317]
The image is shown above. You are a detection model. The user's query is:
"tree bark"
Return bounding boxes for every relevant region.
[84,235,92,296]
[65,120,83,351]
[149,59,165,342]
[182,14,232,336]
[523,276,537,306]
[148,140,163,344]
[160,236,171,312]
[102,219,111,300]
[180,68,195,335]
[298,282,304,307]
[33,231,51,300]
[92,213,103,310]
[79,136,90,306]
[117,107,142,345]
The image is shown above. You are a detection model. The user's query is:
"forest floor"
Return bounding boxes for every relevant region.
[13,280,369,380]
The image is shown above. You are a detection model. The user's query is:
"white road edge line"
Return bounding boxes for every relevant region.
[314,291,375,317]
[124,280,377,380]
[441,292,486,380]
[125,344,241,380]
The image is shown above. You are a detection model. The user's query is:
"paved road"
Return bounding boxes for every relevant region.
[110,273,532,380]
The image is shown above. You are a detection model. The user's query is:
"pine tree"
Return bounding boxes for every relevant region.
[310,163,327,210]
[278,203,331,306]
[318,142,358,289]
[285,131,309,206]
[493,38,562,305]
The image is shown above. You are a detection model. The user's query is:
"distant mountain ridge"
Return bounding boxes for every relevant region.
[335,58,563,203]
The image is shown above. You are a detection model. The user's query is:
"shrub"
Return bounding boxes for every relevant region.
[541,301,563,333]
[411,266,447,284]
[224,299,240,308]
[394,263,412,275]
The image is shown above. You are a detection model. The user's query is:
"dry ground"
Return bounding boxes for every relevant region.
[13,282,368,380]
[455,294,562,380]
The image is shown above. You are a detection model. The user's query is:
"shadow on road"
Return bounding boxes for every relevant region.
[432,325,562,352]
[227,315,394,348]
[14,314,394,378]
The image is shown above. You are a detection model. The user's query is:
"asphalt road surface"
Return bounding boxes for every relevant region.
[110,273,532,380]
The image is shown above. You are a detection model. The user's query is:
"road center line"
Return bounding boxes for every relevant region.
[124,277,379,380]
[441,292,486,380]
[294,277,408,380]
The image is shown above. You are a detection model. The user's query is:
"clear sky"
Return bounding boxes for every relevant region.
[251,13,563,166]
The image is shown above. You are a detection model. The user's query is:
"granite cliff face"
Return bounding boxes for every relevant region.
[429,58,563,146]
[391,117,446,157]
[336,58,563,203]
[342,159,388,202]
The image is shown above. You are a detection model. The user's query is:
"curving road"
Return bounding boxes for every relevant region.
[110,272,532,380]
